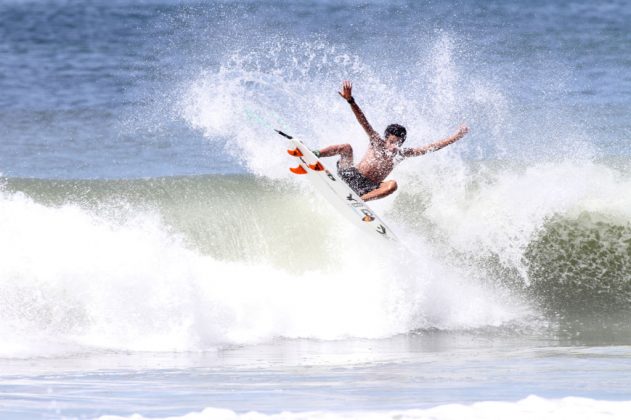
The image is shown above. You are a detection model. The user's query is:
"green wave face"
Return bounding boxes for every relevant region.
[524,215,631,339]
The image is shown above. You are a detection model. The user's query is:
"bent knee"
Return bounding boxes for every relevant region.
[385,180,398,193]
[340,143,353,154]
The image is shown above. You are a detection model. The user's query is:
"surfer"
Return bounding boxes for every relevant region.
[314,80,469,201]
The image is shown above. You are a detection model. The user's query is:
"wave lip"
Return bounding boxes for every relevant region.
[0,176,530,358]
[3,155,631,356]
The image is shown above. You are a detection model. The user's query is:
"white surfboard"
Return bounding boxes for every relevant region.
[278,130,398,242]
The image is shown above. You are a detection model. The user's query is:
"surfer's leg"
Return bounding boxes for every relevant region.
[316,144,354,168]
[360,180,398,201]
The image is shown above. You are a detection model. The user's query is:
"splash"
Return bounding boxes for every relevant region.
[0,183,526,358]
[176,34,511,178]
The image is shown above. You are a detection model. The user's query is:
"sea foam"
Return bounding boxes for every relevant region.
[98,396,631,420]
[0,184,525,358]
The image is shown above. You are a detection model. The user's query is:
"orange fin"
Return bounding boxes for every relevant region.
[287,148,303,157]
[308,162,325,171]
[290,165,308,175]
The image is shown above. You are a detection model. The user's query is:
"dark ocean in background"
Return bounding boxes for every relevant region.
[1,0,630,178]
[1,0,631,418]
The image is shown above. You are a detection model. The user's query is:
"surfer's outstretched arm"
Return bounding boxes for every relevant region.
[338,80,380,142]
[403,125,469,157]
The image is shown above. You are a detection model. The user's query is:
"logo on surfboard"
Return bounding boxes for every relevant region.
[361,209,375,222]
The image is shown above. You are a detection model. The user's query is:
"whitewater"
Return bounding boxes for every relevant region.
[1,0,631,418]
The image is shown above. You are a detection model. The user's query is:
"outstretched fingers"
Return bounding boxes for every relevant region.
[338,80,353,100]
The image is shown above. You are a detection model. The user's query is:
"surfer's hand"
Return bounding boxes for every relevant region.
[338,80,353,101]
[457,124,469,137]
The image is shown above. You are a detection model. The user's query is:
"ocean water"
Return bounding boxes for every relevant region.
[1,0,631,418]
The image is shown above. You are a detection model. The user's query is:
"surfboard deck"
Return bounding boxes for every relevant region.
[279,130,398,242]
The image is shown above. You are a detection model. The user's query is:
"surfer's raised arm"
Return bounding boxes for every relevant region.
[315,85,468,202]
[403,125,469,157]
[338,80,380,142]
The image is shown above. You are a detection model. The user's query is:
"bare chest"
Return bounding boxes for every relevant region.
[357,147,398,182]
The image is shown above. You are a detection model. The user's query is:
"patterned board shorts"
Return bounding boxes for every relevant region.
[336,161,381,196]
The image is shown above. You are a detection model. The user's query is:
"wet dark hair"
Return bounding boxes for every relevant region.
[384,124,407,143]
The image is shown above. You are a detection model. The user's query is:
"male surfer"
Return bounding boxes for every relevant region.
[314,81,469,201]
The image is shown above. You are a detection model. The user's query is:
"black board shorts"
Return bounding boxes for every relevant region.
[337,161,381,196]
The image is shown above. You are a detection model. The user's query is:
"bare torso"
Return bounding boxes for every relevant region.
[356,141,403,183]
